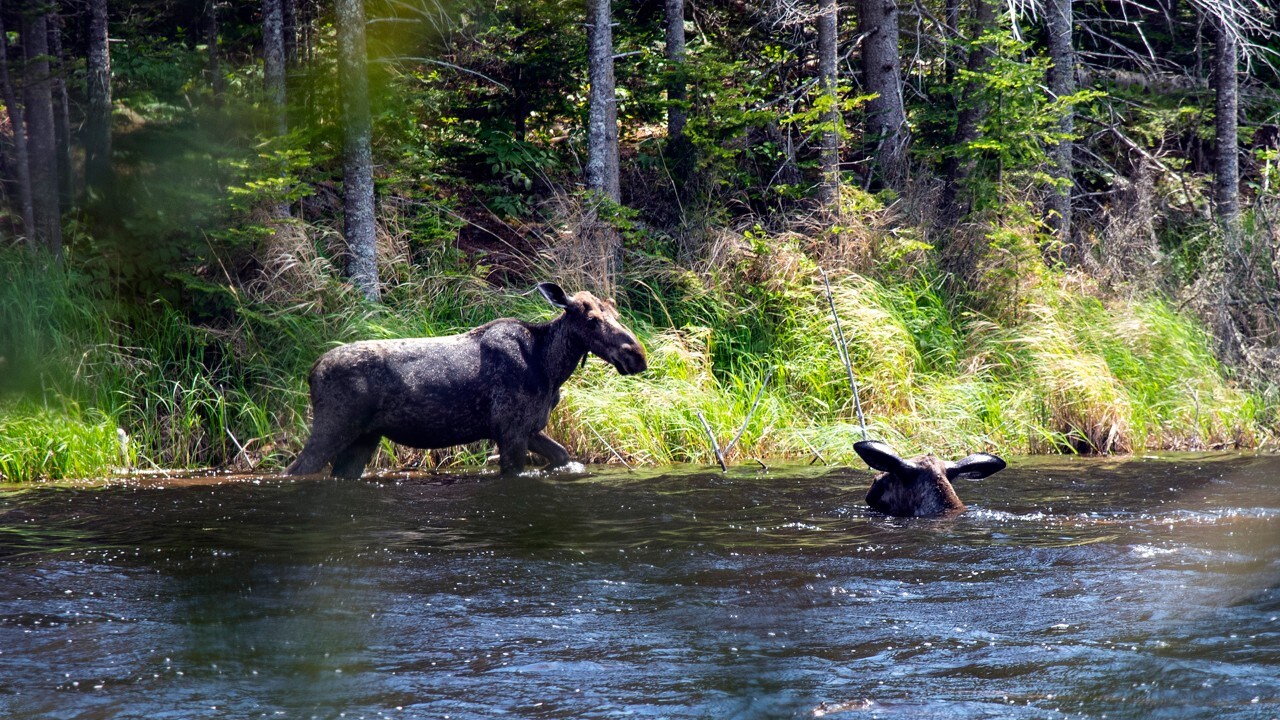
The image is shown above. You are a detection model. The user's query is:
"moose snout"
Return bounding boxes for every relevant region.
[614,342,647,375]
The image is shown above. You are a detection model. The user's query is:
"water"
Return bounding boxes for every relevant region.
[1,453,1278,719]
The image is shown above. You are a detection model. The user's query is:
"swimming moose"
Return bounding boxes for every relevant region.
[287,283,647,478]
[854,440,1007,517]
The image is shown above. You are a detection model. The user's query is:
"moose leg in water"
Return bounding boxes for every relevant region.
[287,282,647,478]
[331,433,381,480]
[529,430,572,468]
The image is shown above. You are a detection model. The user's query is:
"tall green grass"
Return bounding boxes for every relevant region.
[556,244,1269,465]
[0,232,1271,481]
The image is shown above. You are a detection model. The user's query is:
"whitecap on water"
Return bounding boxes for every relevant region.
[965,508,1052,523]
[517,461,588,479]
[776,522,824,531]
[1130,544,1179,558]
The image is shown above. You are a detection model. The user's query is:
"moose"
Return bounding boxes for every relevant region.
[854,440,1007,517]
[287,283,647,478]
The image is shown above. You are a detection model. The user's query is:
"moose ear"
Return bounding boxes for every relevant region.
[537,282,570,309]
[945,453,1006,480]
[854,440,912,475]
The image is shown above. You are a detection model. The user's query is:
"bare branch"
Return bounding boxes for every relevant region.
[375,56,510,91]
[724,367,774,454]
[695,410,728,472]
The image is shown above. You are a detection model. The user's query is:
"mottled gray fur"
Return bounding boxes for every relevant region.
[287,283,647,478]
[855,440,1006,517]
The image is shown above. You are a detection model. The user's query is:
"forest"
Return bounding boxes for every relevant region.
[0,0,1278,480]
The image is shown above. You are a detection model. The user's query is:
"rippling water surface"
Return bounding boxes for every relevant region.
[1,453,1278,719]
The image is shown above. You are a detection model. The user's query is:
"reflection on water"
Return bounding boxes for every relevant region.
[1,453,1278,718]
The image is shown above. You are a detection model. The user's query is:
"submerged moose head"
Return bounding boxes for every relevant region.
[854,440,1006,517]
[286,282,646,478]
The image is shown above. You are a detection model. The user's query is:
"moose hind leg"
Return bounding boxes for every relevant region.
[331,434,381,479]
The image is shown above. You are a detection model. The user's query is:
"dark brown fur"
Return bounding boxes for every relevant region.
[286,284,646,478]
[856,441,1006,517]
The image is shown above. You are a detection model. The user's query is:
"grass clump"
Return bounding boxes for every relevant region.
[0,402,126,483]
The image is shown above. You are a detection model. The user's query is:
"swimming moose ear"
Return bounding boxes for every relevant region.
[854,440,914,475]
[537,282,570,309]
[944,453,1006,481]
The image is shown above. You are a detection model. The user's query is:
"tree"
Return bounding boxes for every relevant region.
[858,0,907,188]
[282,0,297,65]
[817,0,840,206]
[263,0,287,135]
[204,0,225,103]
[585,0,620,202]
[0,1,34,248]
[1045,0,1075,256]
[21,7,61,259]
[664,0,686,145]
[84,0,112,197]
[336,0,379,301]
[940,0,995,218]
[47,10,72,211]
[1210,14,1239,236]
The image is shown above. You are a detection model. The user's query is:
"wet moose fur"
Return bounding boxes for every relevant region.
[287,283,647,478]
[854,441,1007,517]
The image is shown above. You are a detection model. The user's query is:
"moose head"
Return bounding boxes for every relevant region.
[855,440,1006,517]
[538,282,647,376]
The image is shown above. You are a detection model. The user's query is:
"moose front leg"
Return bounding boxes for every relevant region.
[529,430,571,468]
[497,435,530,475]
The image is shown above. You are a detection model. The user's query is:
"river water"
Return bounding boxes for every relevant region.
[1,453,1278,719]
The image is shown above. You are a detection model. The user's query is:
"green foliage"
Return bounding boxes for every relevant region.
[225,146,318,212]
[112,35,203,104]
[948,31,1104,211]
[678,43,780,202]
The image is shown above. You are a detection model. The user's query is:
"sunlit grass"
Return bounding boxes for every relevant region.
[0,227,1271,481]
[0,401,125,482]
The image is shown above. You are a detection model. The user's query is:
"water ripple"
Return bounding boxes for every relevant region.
[1,453,1278,719]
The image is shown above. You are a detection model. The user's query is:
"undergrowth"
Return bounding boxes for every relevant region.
[0,215,1271,481]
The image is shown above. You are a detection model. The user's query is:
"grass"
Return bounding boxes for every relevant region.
[0,223,1272,481]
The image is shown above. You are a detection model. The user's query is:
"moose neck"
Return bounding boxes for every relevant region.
[540,314,590,388]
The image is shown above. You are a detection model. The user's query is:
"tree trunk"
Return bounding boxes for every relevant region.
[263,0,287,135]
[47,11,72,211]
[585,0,620,202]
[941,0,995,218]
[1045,0,1075,257]
[337,0,379,302]
[944,0,961,85]
[283,0,297,65]
[205,0,224,102]
[817,0,840,207]
[1211,16,1239,237]
[859,0,907,188]
[85,0,112,197]
[0,2,34,248]
[22,10,61,259]
[664,0,686,143]
[300,0,314,64]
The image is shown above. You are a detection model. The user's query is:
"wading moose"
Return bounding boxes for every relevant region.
[854,440,1007,517]
[287,283,647,478]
